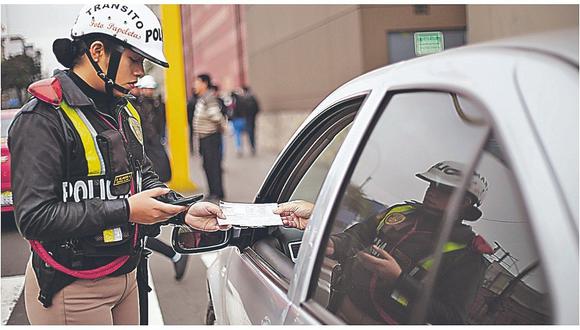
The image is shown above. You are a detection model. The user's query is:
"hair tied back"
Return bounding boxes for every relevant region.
[52,38,77,68]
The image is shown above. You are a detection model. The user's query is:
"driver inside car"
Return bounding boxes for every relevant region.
[274,161,493,324]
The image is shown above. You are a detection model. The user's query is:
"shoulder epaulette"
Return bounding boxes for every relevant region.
[386,203,417,216]
[27,78,63,106]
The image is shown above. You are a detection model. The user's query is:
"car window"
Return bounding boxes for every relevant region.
[249,96,364,285]
[256,96,364,204]
[306,91,552,324]
[289,122,352,202]
[466,143,552,324]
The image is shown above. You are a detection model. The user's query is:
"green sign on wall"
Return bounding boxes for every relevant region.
[414,31,444,56]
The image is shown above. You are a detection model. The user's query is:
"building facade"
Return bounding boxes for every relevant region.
[179,4,578,152]
[181,4,247,100]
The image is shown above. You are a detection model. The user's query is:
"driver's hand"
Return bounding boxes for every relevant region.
[274,200,314,230]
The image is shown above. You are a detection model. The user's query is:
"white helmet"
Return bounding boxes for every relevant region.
[71,4,168,68]
[416,161,489,206]
[135,75,157,89]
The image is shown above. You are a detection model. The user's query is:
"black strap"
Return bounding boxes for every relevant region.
[105,48,123,95]
[79,40,130,96]
[32,250,76,308]
[137,249,152,325]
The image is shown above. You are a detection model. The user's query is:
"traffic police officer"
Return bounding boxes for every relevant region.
[8,4,228,325]
[276,161,493,324]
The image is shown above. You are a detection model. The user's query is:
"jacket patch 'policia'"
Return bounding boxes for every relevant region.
[62,178,130,202]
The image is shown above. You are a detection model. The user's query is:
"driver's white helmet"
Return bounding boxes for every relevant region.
[135,75,158,89]
[416,161,488,206]
[71,4,168,67]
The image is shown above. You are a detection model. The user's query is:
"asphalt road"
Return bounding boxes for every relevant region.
[1,135,278,325]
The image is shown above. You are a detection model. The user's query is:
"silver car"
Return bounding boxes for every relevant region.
[173,28,578,325]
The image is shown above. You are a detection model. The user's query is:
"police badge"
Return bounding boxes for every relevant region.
[384,212,406,225]
[128,117,144,145]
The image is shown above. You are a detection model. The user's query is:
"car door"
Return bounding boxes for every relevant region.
[285,88,563,324]
[213,92,378,325]
[283,48,577,324]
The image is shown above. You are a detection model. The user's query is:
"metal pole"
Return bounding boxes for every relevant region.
[160,4,197,192]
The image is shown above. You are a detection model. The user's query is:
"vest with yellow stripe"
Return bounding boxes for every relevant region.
[56,98,146,257]
[59,99,144,202]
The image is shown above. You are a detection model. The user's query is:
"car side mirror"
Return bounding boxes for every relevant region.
[171,225,231,254]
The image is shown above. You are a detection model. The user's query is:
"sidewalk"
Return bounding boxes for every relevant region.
[187,133,280,203]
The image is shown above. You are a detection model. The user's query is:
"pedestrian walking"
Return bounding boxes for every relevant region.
[209,84,228,159]
[193,73,227,201]
[186,88,197,155]
[229,89,247,157]
[241,86,260,156]
[8,4,228,325]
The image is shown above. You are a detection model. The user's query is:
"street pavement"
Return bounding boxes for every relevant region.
[1,133,280,325]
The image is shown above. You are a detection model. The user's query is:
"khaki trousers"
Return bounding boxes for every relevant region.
[24,260,139,325]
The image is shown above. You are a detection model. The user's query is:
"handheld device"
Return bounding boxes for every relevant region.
[156,194,204,206]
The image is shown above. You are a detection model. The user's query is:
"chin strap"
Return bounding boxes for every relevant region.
[79,40,130,96]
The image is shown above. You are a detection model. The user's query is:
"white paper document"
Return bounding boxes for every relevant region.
[218,201,282,227]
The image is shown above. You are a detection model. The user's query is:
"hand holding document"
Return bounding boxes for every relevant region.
[218,201,282,227]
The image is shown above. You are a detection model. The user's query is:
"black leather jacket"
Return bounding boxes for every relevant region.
[8,70,178,254]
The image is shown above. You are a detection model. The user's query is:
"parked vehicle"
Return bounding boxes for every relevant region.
[173,28,578,325]
[1,109,19,218]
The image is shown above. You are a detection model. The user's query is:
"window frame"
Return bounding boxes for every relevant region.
[235,94,368,292]
[256,94,367,204]
[301,89,494,324]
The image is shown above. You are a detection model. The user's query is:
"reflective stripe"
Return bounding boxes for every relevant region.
[390,289,409,307]
[388,243,466,309]
[420,242,467,270]
[125,101,141,124]
[72,105,106,174]
[60,102,104,176]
